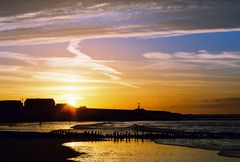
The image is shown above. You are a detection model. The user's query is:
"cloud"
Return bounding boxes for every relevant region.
[32,72,87,83]
[60,40,138,87]
[66,40,121,76]
[210,97,240,104]
[87,3,109,9]
[1,0,240,43]
[196,97,240,110]
[172,97,240,114]
[0,51,37,66]
[143,51,240,60]
[63,39,142,88]
[143,52,172,60]
[143,51,240,68]
[0,41,137,88]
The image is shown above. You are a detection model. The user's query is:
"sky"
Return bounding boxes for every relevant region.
[0,0,240,114]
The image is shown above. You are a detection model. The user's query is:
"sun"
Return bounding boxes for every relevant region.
[60,94,83,107]
[68,98,76,107]
[66,95,77,107]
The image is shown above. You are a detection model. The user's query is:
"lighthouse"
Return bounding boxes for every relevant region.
[138,102,140,110]
[134,102,145,111]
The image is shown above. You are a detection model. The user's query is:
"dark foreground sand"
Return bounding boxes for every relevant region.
[0,138,80,162]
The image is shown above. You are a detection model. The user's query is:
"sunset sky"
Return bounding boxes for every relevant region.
[1,0,240,114]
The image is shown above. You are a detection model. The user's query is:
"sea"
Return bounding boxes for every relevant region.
[1,120,240,162]
[0,120,239,134]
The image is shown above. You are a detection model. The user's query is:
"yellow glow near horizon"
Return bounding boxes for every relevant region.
[66,95,78,107]
[68,98,76,107]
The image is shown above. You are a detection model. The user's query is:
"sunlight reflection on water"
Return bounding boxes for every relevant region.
[0,121,97,132]
[63,140,239,162]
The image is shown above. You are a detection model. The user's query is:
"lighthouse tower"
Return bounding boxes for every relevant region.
[138,102,140,110]
[134,102,145,111]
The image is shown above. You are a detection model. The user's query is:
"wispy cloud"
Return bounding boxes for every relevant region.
[143,51,240,68]
[1,0,240,43]
[192,97,240,111]
[87,3,109,9]
[0,41,137,88]
[0,51,37,66]
[32,72,87,83]
[67,40,121,76]
[171,97,240,114]
[58,40,137,87]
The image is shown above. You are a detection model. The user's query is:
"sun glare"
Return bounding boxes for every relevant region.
[66,95,78,107]
[68,98,76,107]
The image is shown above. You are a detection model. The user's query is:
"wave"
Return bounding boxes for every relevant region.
[71,122,108,130]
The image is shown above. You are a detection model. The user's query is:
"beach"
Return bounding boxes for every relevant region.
[63,140,240,162]
[0,138,79,162]
[2,138,238,162]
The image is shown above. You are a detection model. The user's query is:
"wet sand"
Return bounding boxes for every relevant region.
[0,138,80,162]
[64,140,240,162]
[0,138,239,162]
[155,139,240,159]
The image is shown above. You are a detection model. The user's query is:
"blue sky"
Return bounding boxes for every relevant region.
[80,31,240,59]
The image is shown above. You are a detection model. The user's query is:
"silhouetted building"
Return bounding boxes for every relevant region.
[0,98,184,122]
[24,98,55,111]
[0,100,23,110]
[0,100,23,122]
[54,103,77,120]
[22,99,56,121]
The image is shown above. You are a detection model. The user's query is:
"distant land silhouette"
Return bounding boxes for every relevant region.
[0,98,239,122]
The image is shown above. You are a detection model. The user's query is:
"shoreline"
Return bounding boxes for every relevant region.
[1,137,240,161]
[154,139,240,159]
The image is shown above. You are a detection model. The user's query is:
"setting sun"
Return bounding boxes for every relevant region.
[66,95,78,107]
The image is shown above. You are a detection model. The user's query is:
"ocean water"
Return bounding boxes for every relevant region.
[0,120,239,134]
